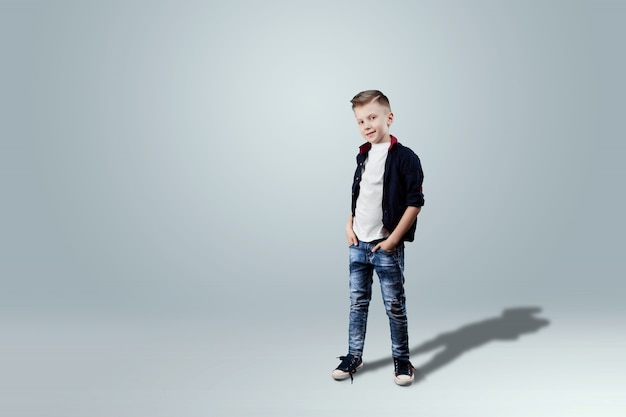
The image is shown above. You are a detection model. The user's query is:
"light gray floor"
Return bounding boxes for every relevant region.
[3,306,625,417]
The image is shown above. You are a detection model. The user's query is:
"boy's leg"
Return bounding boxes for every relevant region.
[348,242,374,357]
[373,244,410,360]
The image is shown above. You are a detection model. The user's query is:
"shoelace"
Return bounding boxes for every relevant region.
[337,355,360,384]
[394,359,413,377]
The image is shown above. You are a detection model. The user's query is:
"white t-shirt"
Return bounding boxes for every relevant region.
[353,142,389,242]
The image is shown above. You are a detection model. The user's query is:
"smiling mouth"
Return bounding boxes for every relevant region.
[366,131,376,136]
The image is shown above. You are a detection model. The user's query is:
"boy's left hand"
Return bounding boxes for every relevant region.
[372,238,398,252]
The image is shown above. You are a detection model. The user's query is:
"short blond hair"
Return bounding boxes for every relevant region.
[350,90,391,111]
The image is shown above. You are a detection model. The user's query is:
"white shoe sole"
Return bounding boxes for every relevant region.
[394,368,415,386]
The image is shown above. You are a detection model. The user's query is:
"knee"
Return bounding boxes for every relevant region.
[386,298,407,320]
[350,298,370,311]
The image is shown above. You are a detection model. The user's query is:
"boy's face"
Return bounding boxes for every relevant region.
[353,100,394,144]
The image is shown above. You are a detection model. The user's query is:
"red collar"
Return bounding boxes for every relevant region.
[359,135,398,155]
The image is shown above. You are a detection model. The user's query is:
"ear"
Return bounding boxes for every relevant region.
[387,111,394,126]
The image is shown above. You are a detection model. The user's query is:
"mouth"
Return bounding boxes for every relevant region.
[366,131,376,137]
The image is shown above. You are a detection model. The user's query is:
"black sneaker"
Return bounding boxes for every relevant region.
[332,354,363,383]
[393,358,415,386]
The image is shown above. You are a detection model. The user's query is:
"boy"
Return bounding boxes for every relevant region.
[332,90,424,386]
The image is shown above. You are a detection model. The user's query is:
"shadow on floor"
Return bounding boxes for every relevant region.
[362,306,550,380]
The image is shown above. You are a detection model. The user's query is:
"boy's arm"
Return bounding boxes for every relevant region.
[372,206,421,252]
[346,215,359,246]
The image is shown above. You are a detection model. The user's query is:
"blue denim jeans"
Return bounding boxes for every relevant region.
[348,239,410,360]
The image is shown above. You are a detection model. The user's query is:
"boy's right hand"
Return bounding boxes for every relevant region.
[346,217,359,246]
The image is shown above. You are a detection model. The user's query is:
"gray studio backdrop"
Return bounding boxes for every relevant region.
[1,0,625,415]
[3,0,623,321]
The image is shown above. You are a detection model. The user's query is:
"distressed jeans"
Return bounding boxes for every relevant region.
[348,239,410,360]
